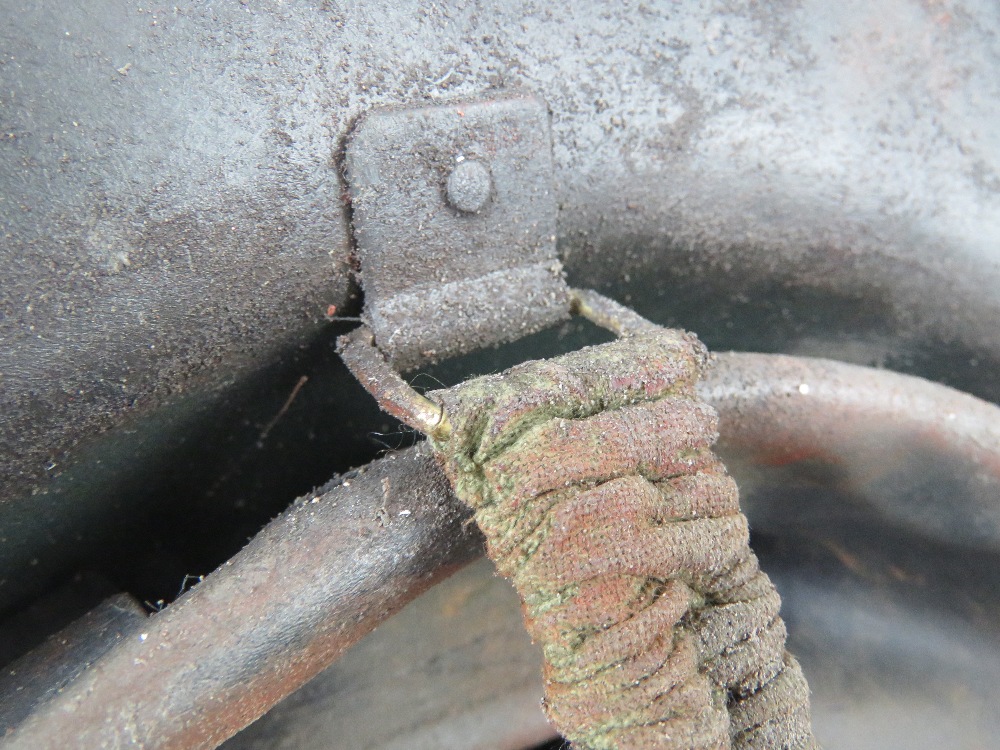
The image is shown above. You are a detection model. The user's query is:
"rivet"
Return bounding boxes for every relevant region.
[446,159,492,214]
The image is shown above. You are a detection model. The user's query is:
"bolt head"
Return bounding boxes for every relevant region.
[446,159,492,214]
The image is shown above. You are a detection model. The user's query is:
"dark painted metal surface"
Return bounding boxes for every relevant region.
[3,2,1000,747]
[6,353,1000,749]
[0,321,388,622]
[3,0,1000,622]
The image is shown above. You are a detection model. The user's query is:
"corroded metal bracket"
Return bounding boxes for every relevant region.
[344,93,570,370]
[337,289,659,442]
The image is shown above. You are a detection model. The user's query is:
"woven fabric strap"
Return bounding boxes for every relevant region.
[426,330,817,749]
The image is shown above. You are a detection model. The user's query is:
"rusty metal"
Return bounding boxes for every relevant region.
[338,325,452,440]
[344,93,570,370]
[222,559,555,750]
[3,4,1000,747]
[6,3,1000,664]
[0,593,146,731]
[569,288,663,337]
[701,353,1000,552]
[1,446,481,749]
[6,352,1000,748]
[233,351,1000,749]
[339,286,816,746]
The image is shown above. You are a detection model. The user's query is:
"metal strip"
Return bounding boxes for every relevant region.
[345,94,570,370]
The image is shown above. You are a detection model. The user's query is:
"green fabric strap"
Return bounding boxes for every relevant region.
[425,330,817,749]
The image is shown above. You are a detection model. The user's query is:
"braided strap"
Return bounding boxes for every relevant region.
[426,330,817,749]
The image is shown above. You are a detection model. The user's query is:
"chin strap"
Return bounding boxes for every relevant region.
[340,291,817,749]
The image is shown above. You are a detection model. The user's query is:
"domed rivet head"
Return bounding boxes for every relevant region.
[446,159,492,214]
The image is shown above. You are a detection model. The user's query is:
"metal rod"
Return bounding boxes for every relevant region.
[337,325,452,440]
[3,446,481,750]
[8,354,1000,748]
[568,288,662,336]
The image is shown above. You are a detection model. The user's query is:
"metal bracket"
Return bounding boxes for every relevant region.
[344,93,570,370]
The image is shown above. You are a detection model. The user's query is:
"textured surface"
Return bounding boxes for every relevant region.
[10,352,1000,747]
[223,559,553,750]
[0,593,145,731]
[5,0,1000,629]
[428,333,815,748]
[1,447,482,749]
[5,2,1000,744]
[217,351,1000,750]
[345,95,569,370]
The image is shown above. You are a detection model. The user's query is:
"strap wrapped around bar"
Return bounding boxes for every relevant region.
[424,330,817,749]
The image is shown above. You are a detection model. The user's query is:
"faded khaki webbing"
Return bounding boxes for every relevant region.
[424,330,817,749]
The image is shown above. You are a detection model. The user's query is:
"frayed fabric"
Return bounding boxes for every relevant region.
[425,331,818,750]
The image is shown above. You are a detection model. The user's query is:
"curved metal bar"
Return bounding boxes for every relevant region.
[338,291,659,441]
[6,0,1000,640]
[337,325,452,440]
[568,288,662,337]
[7,354,1000,749]
[2,446,481,750]
[701,353,1000,552]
